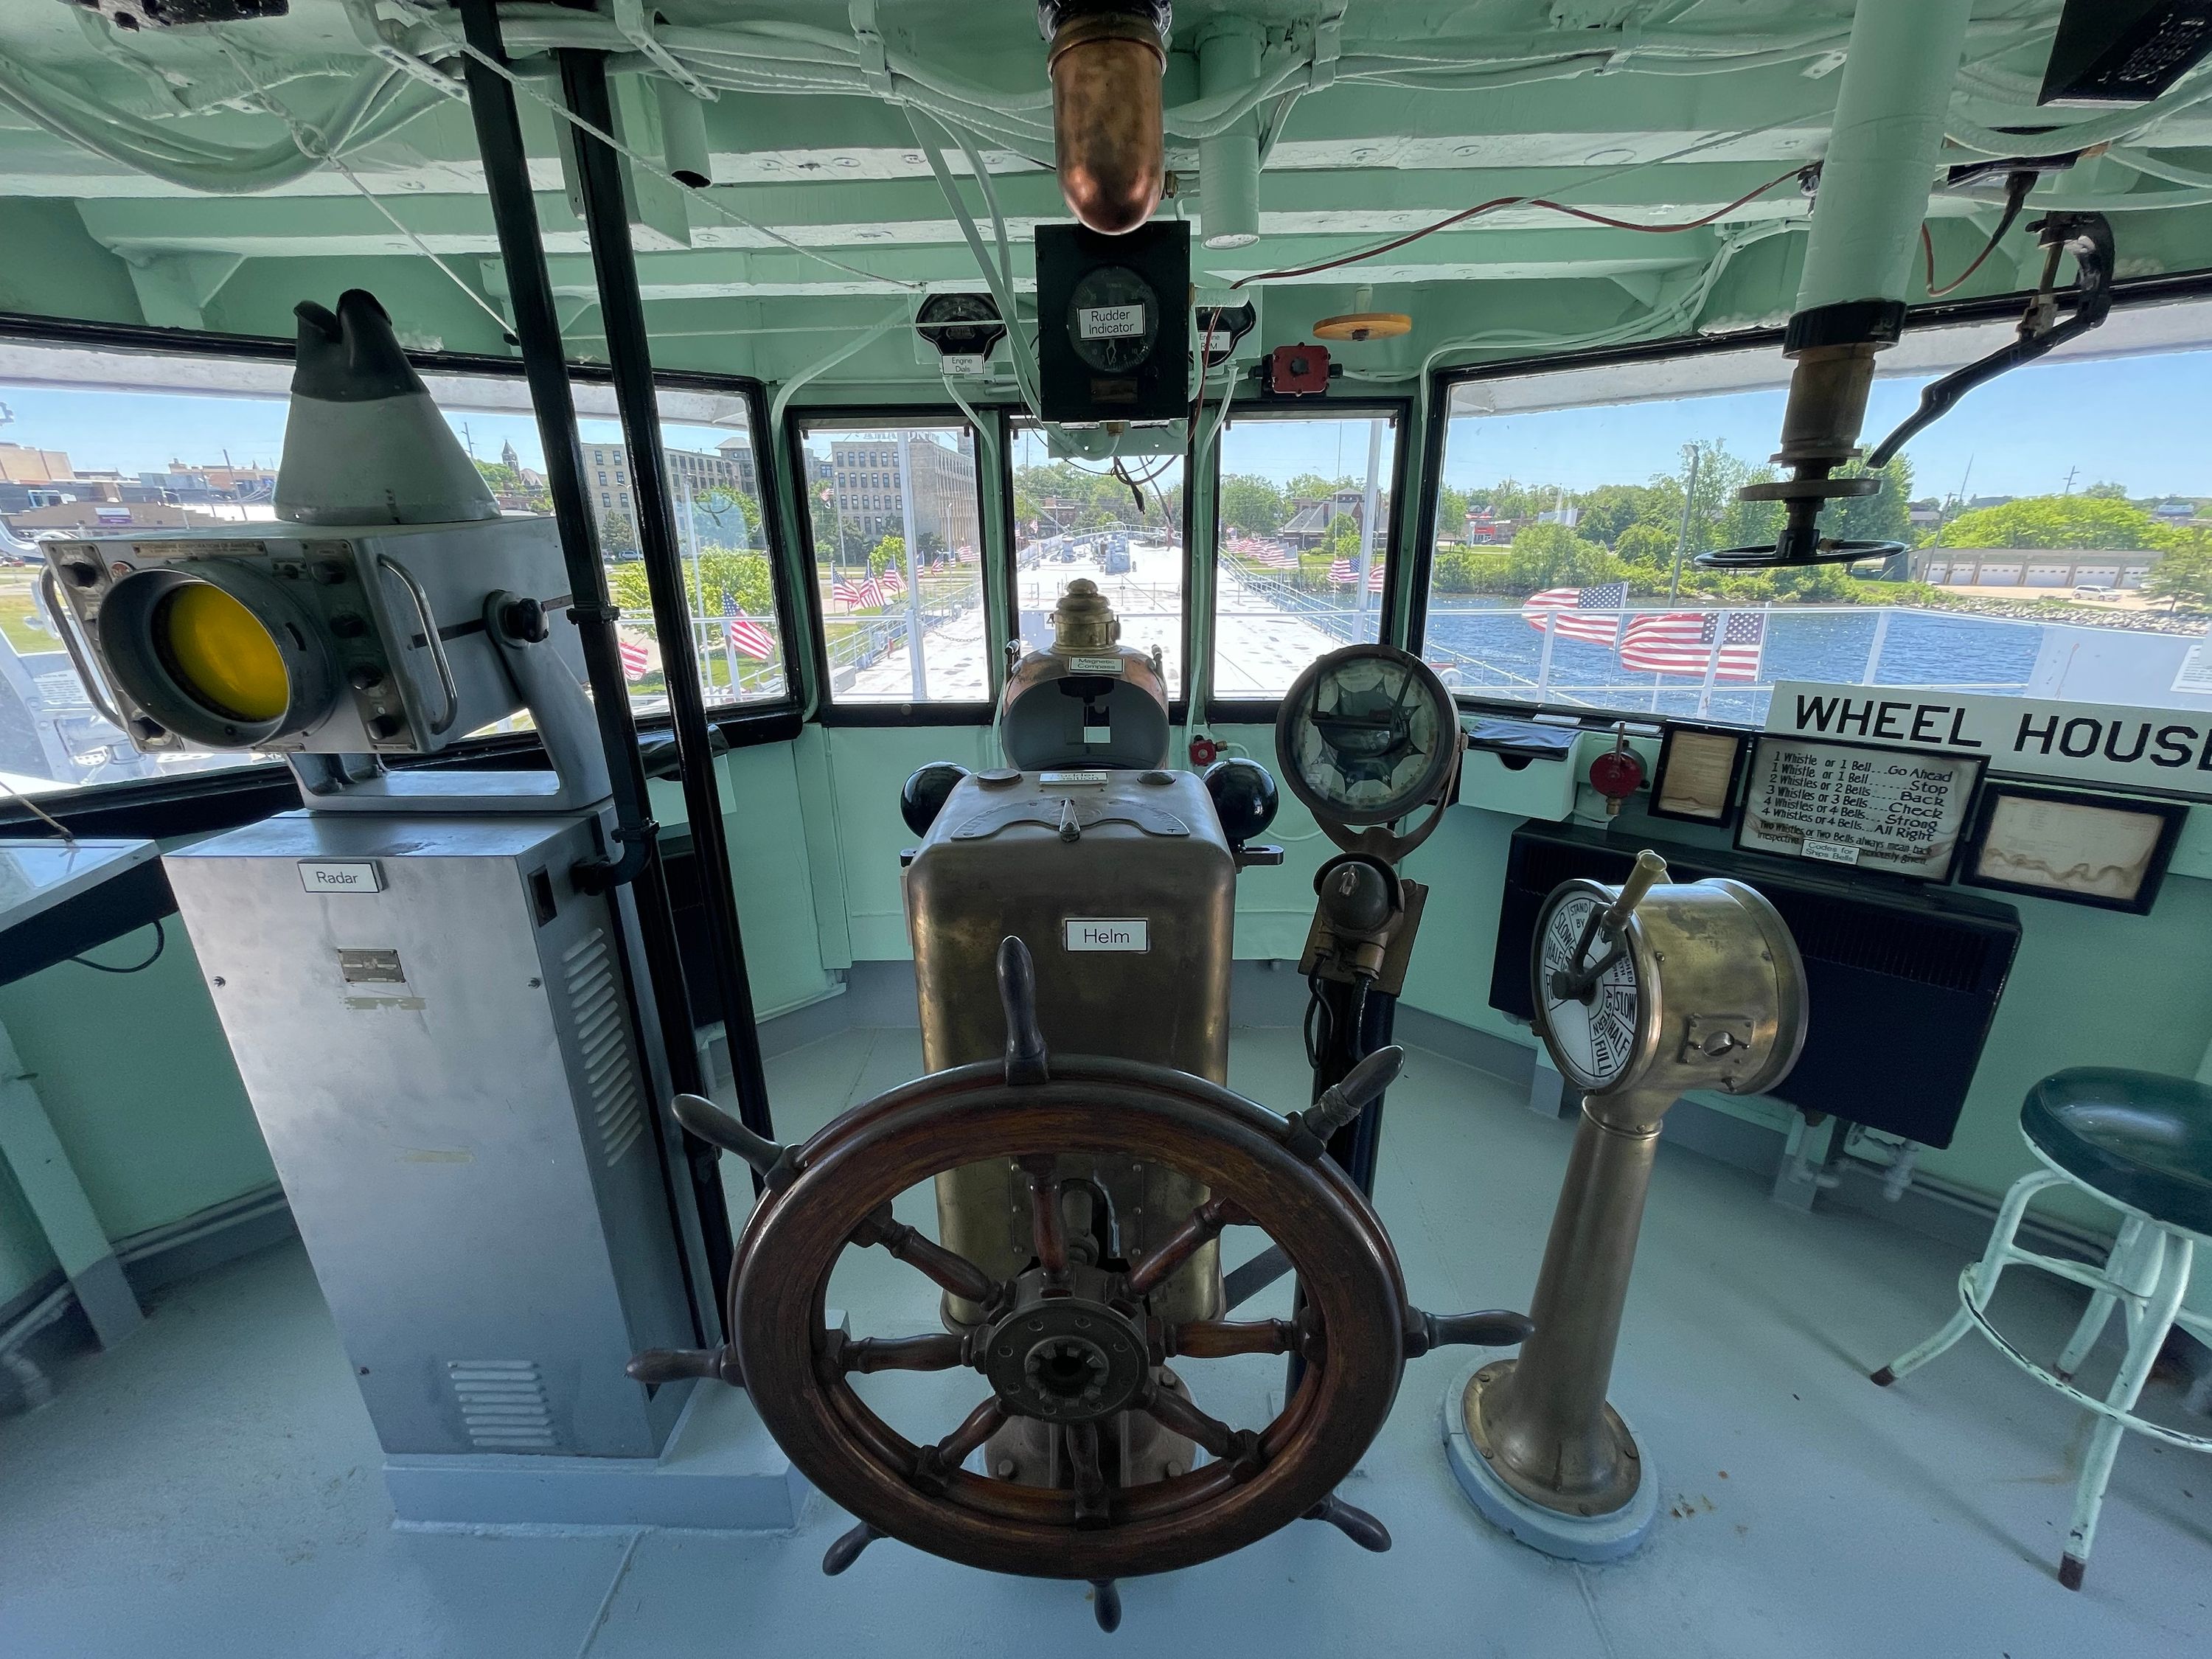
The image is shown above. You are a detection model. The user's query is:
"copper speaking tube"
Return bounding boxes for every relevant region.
[1041,1,1169,235]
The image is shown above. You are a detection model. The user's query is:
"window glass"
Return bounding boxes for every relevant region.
[1010,422,1184,694]
[0,341,784,801]
[1212,411,1395,700]
[1422,319,2212,724]
[582,390,785,717]
[799,418,987,704]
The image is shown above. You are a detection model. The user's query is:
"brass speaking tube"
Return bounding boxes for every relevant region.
[1040,1,1169,235]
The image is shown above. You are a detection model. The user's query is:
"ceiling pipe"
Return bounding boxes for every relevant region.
[1709,0,1977,568]
[1196,15,1263,250]
[1040,0,1169,234]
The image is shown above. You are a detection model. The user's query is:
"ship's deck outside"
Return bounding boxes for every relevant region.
[1,1026,2205,1658]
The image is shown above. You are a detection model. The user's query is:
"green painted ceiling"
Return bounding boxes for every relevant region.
[0,2,2208,394]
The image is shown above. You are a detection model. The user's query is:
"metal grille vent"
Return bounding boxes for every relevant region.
[563,930,645,1166]
[448,1359,557,1450]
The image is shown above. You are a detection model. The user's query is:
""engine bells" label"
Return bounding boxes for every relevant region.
[1064,918,1148,953]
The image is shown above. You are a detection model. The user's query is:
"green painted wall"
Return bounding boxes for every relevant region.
[0,912,275,1312]
[10,705,2211,1323]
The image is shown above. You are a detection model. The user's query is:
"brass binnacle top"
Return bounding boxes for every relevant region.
[1051,578,1121,653]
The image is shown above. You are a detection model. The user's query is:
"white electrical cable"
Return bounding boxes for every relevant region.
[431,32,923,293]
[219,38,514,337]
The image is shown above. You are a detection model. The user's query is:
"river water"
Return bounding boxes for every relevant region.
[1423,602,2049,722]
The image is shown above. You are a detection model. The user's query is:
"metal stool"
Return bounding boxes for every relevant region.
[1871,1067,2212,1590]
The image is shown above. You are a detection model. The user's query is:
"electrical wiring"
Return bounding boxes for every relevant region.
[67,919,166,976]
[436,32,924,293]
[1919,169,2033,298]
[1228,164,1806,290]
[220,41,515,338]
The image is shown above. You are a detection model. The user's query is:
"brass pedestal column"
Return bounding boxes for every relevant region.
[1449,1088,1674,1558]
[1444,857,1808,1561]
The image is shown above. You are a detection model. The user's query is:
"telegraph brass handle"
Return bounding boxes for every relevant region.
[1603,849,1669,934]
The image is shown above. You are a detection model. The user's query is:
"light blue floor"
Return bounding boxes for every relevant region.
[3,1028,2208,1657]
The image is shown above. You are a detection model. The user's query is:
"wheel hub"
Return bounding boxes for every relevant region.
[982,1293,1149,1422]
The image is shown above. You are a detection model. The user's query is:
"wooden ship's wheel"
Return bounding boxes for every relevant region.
[633,938,1527,1629]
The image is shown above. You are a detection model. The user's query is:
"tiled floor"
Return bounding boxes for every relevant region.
[2,1027,2207,1657]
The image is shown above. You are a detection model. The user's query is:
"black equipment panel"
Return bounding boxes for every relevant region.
[1034,220,1190,423]
[1490,821,2021,1149]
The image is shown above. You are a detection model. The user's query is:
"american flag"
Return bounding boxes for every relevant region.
[1253,545,1295,569]
[617,636,650,681]
[877,566,905,599]
[1329,558,1385,589]
[1619,609,1766,680]
[1330,557,1354,585]
[723,594,774,661]
[831,573,881,610]
[1521,582,1627,644]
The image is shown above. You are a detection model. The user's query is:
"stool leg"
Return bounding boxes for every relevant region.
[2059,1231,2192,1591]
[2055,1216,2147,1384]
[1874,1169,2065,1387]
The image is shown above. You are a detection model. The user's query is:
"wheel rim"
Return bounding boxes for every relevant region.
[731,1059,1410,1580]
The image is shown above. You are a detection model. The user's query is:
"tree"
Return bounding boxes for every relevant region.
[693,484,762,548]
[2145,539,2212,611]
[1938,495,2160,550]
[1826,454,1915,550]
[1434,484,1471,543]
[2084,480,2129,500]
[1321,515,1366,560]
[1575,482,1673,548]
[1504,522,1621,592]
[599,509,639,559]
[1220,473,1287,536]
[869,534,907,576]
[1285,472,1349,504]
[605,549,773,619]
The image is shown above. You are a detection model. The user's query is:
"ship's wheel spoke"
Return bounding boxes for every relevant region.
[1018,1155,1069,1281]
[849,1203,1002,1308]
[1065,1422,1110,1526]
[1126,1194,1246,1297]
[913,1395,1009,1495]
[831,1332,969,1375]
[1141,1380,1259,1471]
[1169,1317,1298,1359]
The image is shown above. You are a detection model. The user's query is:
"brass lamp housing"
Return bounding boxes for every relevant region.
[1042,1,1169,234]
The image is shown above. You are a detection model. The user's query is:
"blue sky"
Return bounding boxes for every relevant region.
[1433,349,2212,503]
[2,346,2203,502]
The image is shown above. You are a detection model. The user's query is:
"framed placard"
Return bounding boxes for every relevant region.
[1961,784,2186,914]
[1736,735,1985,881]
[1647,723,1750,826]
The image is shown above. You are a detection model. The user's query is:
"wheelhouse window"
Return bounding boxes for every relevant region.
[0,335,787,802]
[1211,410,1396,700]
[797,416,988,706]
[1010,422,1184,695]
[1420,313,2212,725]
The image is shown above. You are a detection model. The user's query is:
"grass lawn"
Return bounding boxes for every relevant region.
[1,569,49,653]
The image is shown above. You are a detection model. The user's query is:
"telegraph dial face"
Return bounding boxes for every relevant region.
[1277,646,1458,827]
[1534,886,1646,1093]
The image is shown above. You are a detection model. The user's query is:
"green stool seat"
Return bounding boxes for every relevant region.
[2021,1067,2212,1236]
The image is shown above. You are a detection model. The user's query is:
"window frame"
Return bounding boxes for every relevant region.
[1202,394,1414,725]
[0,312,798,835]
[1405,271,2212,730]
[999,410,1194,723]
[786,402,999,728]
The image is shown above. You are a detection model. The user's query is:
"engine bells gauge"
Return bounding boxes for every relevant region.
[1276,644,1461,859]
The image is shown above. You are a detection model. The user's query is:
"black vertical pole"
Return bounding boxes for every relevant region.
[453,0,736,1333]
[552,52,779,1152]
[1286,978,1397,1397]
